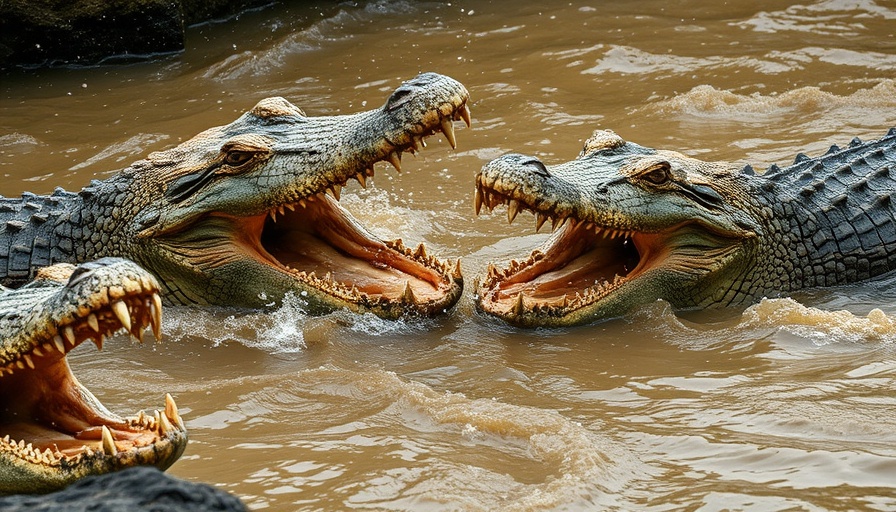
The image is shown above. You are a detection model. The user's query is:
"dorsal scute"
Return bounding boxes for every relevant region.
[580,130,625,156]
[250,97,305,119]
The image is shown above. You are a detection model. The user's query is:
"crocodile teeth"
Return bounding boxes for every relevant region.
[453,259,463,280]
[387,152,403,173]
[535,212,548,232]
[458,104,472,128]
[23,354,35,369]
[111,301,131,332]
[63,326,76,346]
[166,393,185,431]
[150,293,163,341]
[474,186,483,215]
[414,243,427,259]
[440,118,457,149]
[328,185,341,200]
[158,409,174,435]
[356,172,367,188]
[87,313,100,332]
[32,345,44,357]
[101,426,117,456]
[507,199,521,224]
[401,281,417,305]
[513,293,526,316]
[53,335,66,353]
[94,333,104,351]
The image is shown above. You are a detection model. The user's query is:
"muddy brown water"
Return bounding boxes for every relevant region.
[2,1,896,510]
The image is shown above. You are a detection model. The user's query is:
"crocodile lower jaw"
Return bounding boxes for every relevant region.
[0,283,186,491]
[258,193,463,315]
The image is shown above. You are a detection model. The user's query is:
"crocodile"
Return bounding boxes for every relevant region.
[474,128,896,327]
[0,72,470,319]
[0,257,186,494]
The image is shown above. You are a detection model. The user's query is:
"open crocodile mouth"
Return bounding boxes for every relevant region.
[0,282,185,481]
[248,102,472,317]
[475,180,644,318]
[473,175,745,325]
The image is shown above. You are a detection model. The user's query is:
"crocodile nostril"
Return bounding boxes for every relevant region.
[386,88,414,111]
[523,158,551,178]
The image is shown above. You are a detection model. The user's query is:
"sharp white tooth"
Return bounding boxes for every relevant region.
[513,292,526,316]
[270,210,277,222]
[387,152,402,173]
[16,360,24,370]
[474,186,483,215]
[111,301,131,332]
[551,216,560,231]
[298,198,307,208]
[32,345,44,357]
[158,409,174,434]
[285,203,296,211]
[356,172,367,188]
[23,354,34,369]
[53,335,65,353]
[150,293,163,341]
[101,426,117,456]
[440,117,457,149]
[401,281,417,305]
[165,393,185,431]
[535,213,548,232]
[507,199,520,224]
[329,185,341,200]
[459,104,472,128]
[279,205,286,216]
[87,314,100,332]
[414,243,427,259]
[63,326,76,346]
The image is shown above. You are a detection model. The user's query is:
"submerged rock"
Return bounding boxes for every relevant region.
[0,467,247,512]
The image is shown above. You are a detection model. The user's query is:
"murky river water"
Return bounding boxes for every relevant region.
[3,1,896,510]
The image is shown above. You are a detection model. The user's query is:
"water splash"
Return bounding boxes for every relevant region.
[742,298,896,345]
[163,293,310,353]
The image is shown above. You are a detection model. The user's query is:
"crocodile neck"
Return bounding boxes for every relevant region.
[0,171,138,287]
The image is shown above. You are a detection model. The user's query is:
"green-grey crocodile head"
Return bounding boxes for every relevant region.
[474,130,759,327]
[119,72,470,317]
[0,258,186,494]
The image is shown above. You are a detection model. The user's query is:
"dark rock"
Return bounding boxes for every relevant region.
[0,0,273,69]
[0,467,248,512]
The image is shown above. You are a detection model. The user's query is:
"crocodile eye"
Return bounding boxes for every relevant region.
[224,150,253,167]
[639,162,672,185]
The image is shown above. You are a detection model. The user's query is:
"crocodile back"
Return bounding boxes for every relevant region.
[757,128,896,288]
[0,189,82,287]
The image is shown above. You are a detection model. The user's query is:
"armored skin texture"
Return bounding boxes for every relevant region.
[0,257,186,494]
[0,72,471,319]
[474,128,896,327]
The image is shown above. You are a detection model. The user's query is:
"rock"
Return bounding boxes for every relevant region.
[0,467,248,512]
[0,0,273,69]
